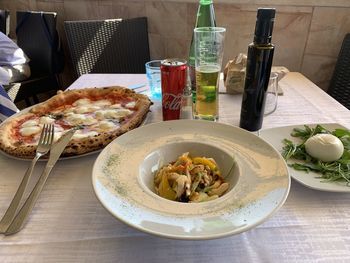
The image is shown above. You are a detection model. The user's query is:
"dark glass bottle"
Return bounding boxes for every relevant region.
[188,0,216,103]
[239,8,276,131]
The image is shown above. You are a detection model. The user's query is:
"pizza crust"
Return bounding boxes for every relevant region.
[0,86,152,159]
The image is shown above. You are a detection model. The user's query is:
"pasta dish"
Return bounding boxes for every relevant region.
[154,152,229,202]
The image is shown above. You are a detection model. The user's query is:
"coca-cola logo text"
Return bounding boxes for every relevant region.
[162,93,182,110]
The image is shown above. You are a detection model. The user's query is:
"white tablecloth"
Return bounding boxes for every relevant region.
[0,72,350,262]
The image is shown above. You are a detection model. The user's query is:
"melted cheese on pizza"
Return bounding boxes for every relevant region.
[22,119,39,127]
[66,113,86,125]
[125,101,136,108]
[74,106,90,114]
[72,130,99,139]
[14,97,137,145]
[110,104,122,109]
[89,105,101,112]
[73,98,91,106]
[84,116,98,125]
[98,120,118,131]
[93,100,111,107]
[95,109,133,120]
[53,131,63,142]
[20,126,41,136]
[71,98,135,126]
[39,116,55,124]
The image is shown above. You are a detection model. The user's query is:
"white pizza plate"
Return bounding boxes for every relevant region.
[0,104,151,161]
[259,123,350,193]
[92,120,290,240]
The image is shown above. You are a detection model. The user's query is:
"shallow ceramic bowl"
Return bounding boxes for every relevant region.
[92,120,290,240]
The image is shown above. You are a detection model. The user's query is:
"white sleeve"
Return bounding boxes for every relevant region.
[0,67,10,85]
[0,32,29,66]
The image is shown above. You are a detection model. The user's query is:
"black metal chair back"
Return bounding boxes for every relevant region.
[328,33,350,110]
[16,11,64,77]
[64,17,150,78]
[10,11,65,106]
[0,10,10,36]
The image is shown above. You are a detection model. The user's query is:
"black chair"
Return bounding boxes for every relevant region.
[328,33,350,110]
[11,11,64,105]
[0,9,10,36]
[64,17,150,78]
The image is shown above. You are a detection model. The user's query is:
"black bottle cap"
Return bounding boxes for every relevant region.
[254,8,276,44]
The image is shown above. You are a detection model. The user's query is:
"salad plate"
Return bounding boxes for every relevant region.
[260,123,350,193]
[92,120,290,240]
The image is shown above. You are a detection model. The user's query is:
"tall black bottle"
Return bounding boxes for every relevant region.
[239,8,275,131]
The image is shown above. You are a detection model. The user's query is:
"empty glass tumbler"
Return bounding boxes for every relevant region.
[264,72,279,116]
[145,60,162,99]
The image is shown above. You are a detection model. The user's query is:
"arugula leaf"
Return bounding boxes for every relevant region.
[333,129,350,138]
[282,125,350,185]
[291,125,329,141]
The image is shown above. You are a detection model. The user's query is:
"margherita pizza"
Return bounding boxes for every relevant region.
[0,86,152,158]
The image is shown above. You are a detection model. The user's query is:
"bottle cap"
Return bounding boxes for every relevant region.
[257,8,275,20]
[199,0,213,4]
[254,8,276,44]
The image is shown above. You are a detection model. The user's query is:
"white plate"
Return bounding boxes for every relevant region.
[0,104,150,161]
[92,120,290,240]
[260,123,350,193]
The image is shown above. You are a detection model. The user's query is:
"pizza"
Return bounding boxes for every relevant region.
[0,86,152,158]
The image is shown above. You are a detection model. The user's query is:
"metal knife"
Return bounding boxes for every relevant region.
[5,129,76,235]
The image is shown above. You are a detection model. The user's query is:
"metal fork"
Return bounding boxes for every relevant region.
[0,124,54,233]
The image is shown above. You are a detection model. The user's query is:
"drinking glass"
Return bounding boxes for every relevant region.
[194,27,226,121]
[145,60,162,99]
[264,72,278,116]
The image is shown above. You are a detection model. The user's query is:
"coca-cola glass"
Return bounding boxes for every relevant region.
[160,59,187,121]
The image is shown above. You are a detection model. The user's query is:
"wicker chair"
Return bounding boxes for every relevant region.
[64,17,150,78]
[328,33,350,110]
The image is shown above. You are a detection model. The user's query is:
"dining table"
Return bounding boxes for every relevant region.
[0,72,350,262]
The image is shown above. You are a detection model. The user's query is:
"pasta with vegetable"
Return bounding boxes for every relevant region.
[154,152,229,202]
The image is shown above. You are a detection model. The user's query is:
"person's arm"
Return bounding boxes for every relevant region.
[0,32,29,66]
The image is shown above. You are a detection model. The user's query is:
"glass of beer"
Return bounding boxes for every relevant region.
[194,27,226,121]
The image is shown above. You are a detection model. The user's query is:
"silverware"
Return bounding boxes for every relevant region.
[0,124,54,233]
[4,129,76,235]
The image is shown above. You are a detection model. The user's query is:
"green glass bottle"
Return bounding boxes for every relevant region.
[188,0,216,103]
